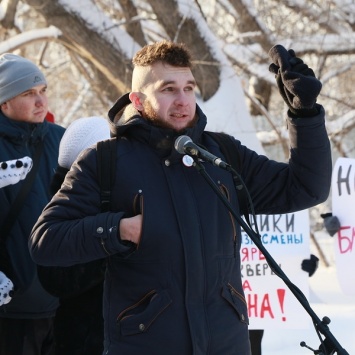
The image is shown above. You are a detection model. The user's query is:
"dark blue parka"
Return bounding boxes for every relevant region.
[30,94,331,354]
[0,112,64,318]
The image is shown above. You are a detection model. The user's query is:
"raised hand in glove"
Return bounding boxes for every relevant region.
[0,271,14,306]
[301,254,319,277]
[268,44,322,117]
[321,213,341,237]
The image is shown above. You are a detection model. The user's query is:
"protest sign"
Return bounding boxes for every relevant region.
[241,210,311,329]
[332,157,355,296]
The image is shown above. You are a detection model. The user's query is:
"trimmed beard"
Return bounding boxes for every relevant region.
[141,99,197,132]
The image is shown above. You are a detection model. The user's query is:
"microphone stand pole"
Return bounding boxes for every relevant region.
[191,158,349,355]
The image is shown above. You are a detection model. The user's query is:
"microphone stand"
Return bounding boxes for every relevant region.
[190,157,349,355]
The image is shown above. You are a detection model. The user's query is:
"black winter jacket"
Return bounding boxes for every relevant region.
[0,112,64,318]
[30,95,331,354]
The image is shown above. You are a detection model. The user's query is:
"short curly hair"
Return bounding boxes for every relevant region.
[132,40,193,68]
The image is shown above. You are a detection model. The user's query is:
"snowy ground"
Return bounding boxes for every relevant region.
[262,232,355,354]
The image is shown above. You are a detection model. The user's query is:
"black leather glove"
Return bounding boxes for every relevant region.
[268,44,322,117]
[301,254,319,277]
[321,213,341,237]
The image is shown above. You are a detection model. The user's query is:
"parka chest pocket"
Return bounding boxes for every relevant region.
[221,283,249,325]
[117,289,172,336]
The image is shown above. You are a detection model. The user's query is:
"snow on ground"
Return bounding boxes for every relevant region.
[262,231,355,354]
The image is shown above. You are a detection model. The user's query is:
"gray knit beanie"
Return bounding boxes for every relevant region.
[0,53,47,104]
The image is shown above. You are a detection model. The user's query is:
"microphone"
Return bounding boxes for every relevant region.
[174,135,229,169]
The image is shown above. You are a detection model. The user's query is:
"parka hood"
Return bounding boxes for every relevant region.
[107,93,208,159]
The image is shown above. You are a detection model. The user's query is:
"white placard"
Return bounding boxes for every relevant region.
[241,210,311,329]
[332,157,355,296]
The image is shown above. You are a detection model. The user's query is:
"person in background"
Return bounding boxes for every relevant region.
[37,116,110,355]
[29,40,331,354]
[0,53,65,355]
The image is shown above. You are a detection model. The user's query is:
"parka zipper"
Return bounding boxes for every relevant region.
[219,183,238,258]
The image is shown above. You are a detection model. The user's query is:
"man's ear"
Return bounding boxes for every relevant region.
[0,102,8,113]
[129,92,144,111]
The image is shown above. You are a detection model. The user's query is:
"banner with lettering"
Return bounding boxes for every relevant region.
[241,210,311,329]
[332,157,355,296]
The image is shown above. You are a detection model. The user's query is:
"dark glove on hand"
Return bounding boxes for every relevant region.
[321,213,341,237]
[268,44,322,117]
[301,254,319,277]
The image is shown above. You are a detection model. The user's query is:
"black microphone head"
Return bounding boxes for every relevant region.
[174,135,192,154]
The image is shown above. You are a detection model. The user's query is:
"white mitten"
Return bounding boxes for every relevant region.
[0,271,14,306]
[0,156,33,188]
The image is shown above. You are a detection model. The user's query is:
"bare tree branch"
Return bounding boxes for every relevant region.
[145,0,221,101]
[117,0,146,46]
[0,0,20,30]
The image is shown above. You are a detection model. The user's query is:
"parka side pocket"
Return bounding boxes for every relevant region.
[117,289,172,336]
[221,282,249,325]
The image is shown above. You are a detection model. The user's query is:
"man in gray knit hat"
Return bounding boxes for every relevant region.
[0,53,65,355]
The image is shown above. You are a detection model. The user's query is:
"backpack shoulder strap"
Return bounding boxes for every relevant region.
[96,137,117,212]
[204,131,249,222]
[96,133,250,223]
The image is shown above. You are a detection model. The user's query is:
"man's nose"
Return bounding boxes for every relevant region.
[174,91,189,106]
[35,94,46,105]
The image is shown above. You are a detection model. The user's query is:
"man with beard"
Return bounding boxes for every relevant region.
[30,40,331,354]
